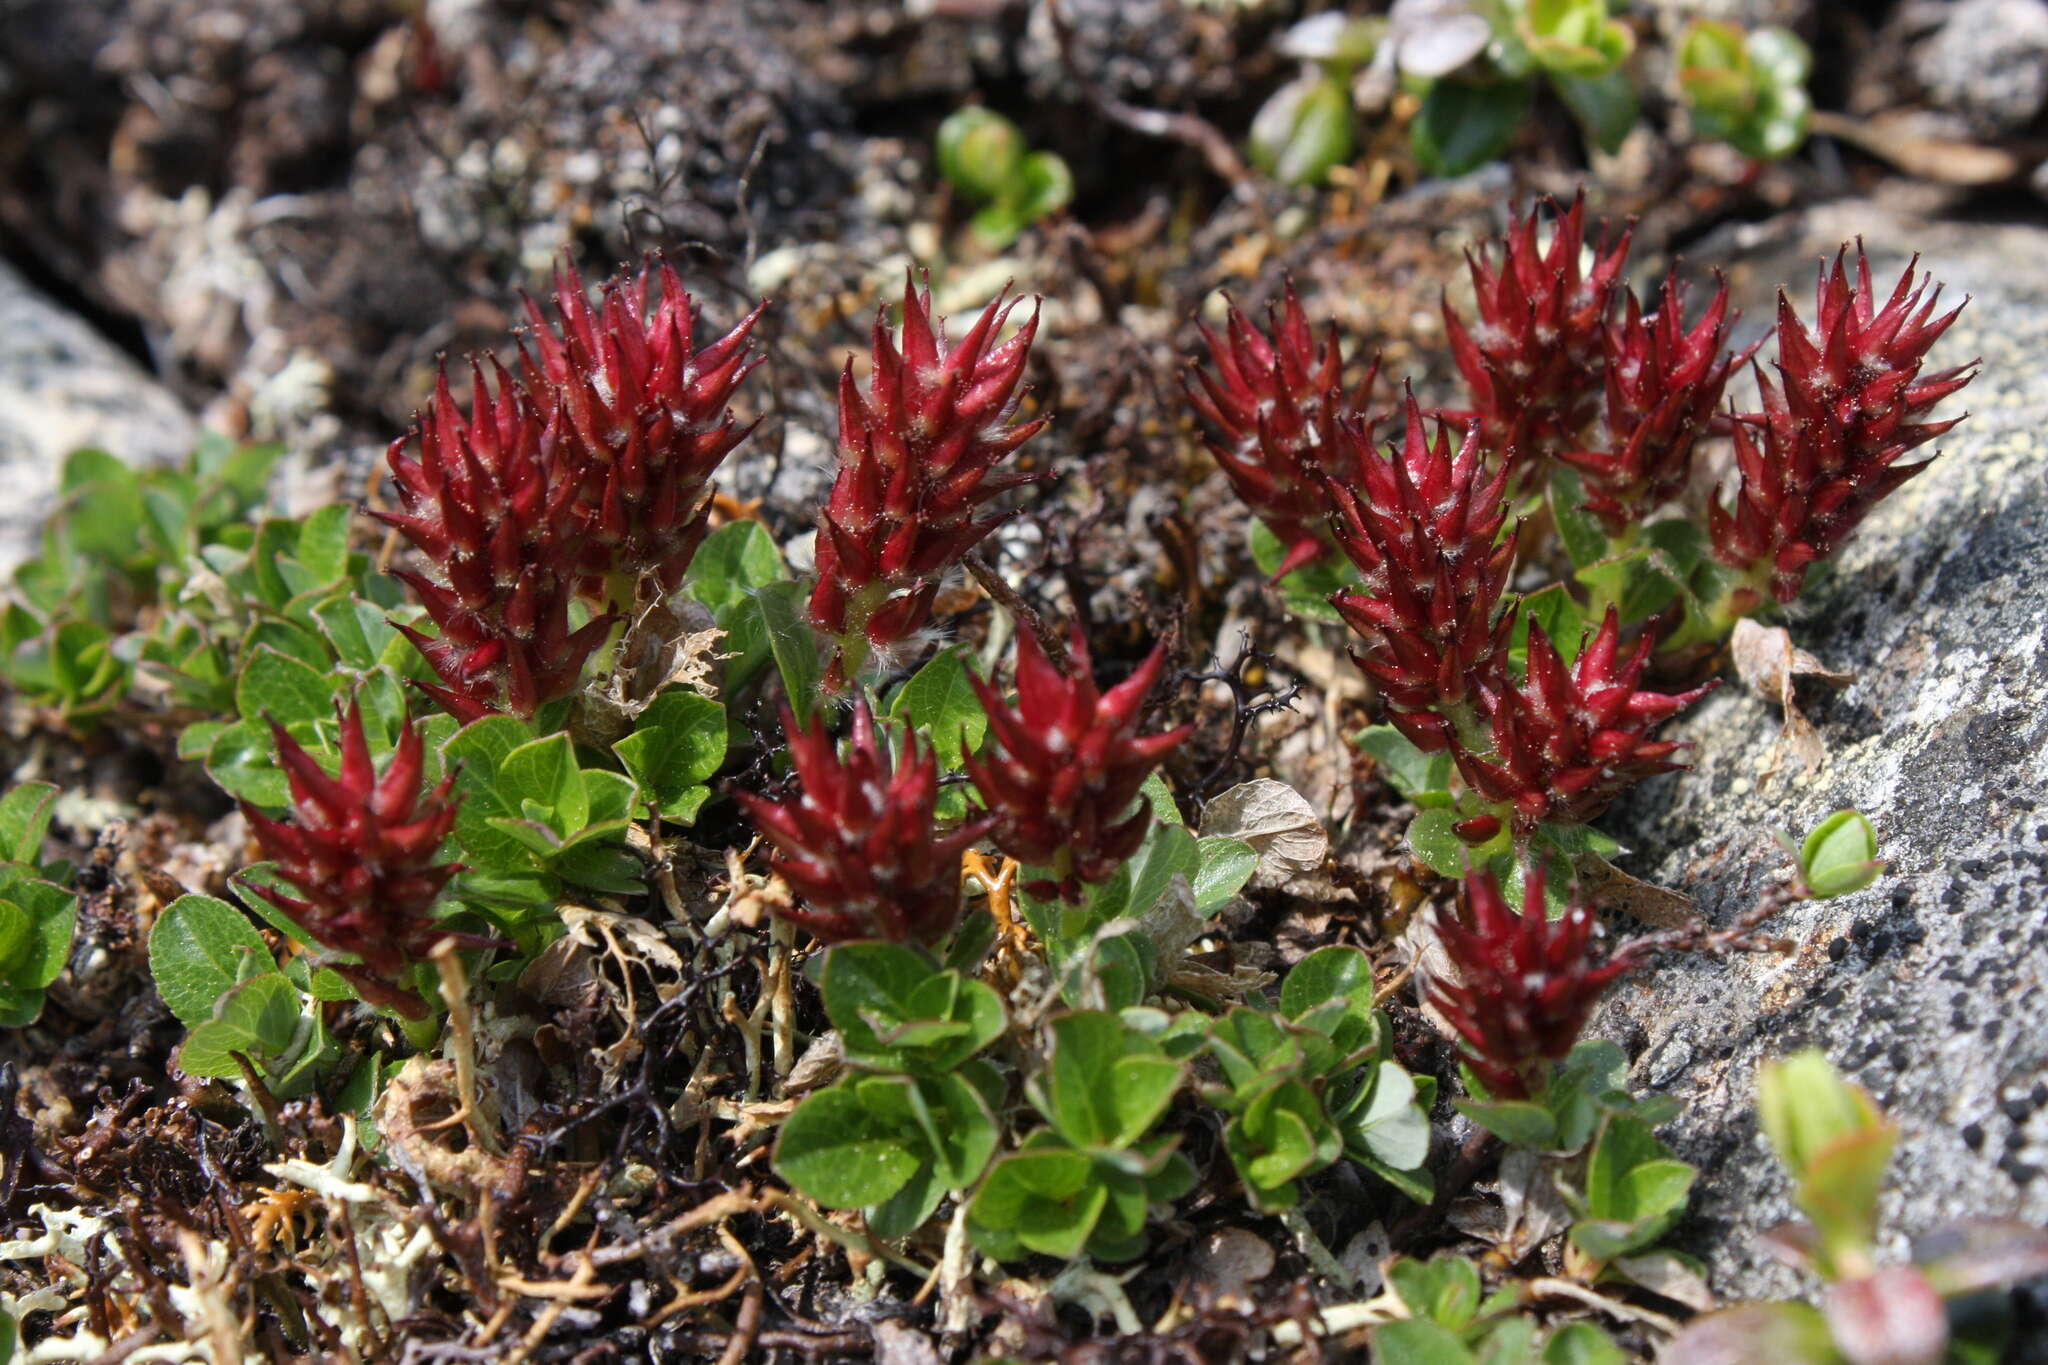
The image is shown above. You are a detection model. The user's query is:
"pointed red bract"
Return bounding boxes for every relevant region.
[1454,608,1715,832]
[1327,394,1516,751]
[239,699,463,1017]
[736,703,992,944]
[807,278,1048,688]
[1441,190,1633,477]
[1184,280,1382,580]
[1561,270,1750,535]
[1710,247,1975,603]
[521,258,764,596]
[379,359,614,721]
[964,624,1190,902]
[1427,864,1641,1099]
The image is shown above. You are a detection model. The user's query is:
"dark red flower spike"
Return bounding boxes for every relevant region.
[240,698,464,1017]
[808,278,1048,690]
[1562,269,1751,535]
[520,257,764,597]
[1184,279,1383,581]
[1710,247,1974,605]
[736,702,993,945]
[1453,607,1715,833]
[1327,392,1517,752]
[1441,190,1634,477]
[1427,863,1641,1100]
[964,623,1191,902]
[379,359,614,722]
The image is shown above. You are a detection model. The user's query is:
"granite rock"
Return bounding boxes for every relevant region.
[0,260,195,572]
[1913,0,2048,138]
[1591,202,2048,1314]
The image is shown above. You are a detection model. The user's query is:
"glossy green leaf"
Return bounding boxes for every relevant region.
[686,521,785,610]
[774,1082,921,1210]
[1041,1010,1182,1150]
[889,646,988,772]
[176,972,302,1079]
[1192,836,1257,913]
[236,645,337,727]
[1406,808,1467,877]
[1800,810,1880,898]
[1356,725,1454,806]
[0,781,59,866]
[614,690,726,821]
[1388,1253,1484,1330]
[968,1141,1105,1262]
[148,894,277,1027]
[1412,77,1529,178]
[754,581,822,722]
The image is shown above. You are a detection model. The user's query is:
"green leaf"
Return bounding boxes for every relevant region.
[774,1081,922,1209]
[818,942,1005,1073]
[686,521,785,609]
[236,645,338,727]
[1281,945,1374,1021]
[754,581,822,721]
[936,106,1026,202]
[1800,810,1880,898]
[175,972,302,1079]
[1411,77,1529,178]
[148,894,278,1027]
[1040,1010,1182,1150]
[1406,809,1467,877]
[0,782,59,866]
[613,690,727,821]
[1547,468,1610,569]
[1457,1098,1559,1150]
[294,504,353,585]
[0,902,30,976]
[1541,1323,1626,1365]
[1388,1253,1485,1330]
[913,1071,1002,1191]
[1551,67,1637,154]
[968,1139,1106,1262]
[1348,1061,1431,1171]
[1372,1319,1477,1365]
[1250,75,1355,188]
[1192,837,1257,913]
[499,734,587,834]
[1512,584,1589,666]
[1356,726,1454,807]
[0,882,76,992]
[889,646,988,772]
[314,598,399,670]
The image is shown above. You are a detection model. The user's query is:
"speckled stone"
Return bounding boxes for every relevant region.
[0,261,195,572]
[1591,202,2048,1310]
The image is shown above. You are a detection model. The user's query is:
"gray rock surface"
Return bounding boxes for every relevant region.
[1913,0,2048,137]
[0,260,195,571]
[1593,202,2048,1307]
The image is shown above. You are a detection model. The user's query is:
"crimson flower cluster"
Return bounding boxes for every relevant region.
[383,258,761,720]
[521,260,764,596]
[736,703,992,945]
[1327,394,1515,753]
[809,279,1046,690]
[1458,609,1715,833]
[1184,282,1381,581]
[380,361,613,723]
[1442,190,1634,474]
[1709,249,1974,605]
[1427,864,1641,1099]
[965,624,1190,902]
[1563,272,1749,535]
[240,699,462,1017]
